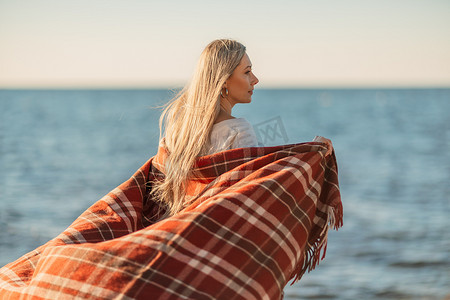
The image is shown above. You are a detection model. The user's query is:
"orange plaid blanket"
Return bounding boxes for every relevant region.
[0,142,342,299]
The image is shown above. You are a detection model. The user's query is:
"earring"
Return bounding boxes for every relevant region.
[220,88,229,98]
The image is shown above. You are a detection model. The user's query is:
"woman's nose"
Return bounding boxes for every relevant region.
[252,74,259,85]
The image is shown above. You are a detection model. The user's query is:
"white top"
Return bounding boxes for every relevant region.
[206,118,259,155]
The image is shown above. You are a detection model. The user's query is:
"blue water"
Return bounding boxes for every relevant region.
[1,89,449,299]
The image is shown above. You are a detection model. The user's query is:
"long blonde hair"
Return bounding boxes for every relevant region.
[151,39,246,217]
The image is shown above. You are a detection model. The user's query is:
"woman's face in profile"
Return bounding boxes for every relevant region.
[225,53,259,105]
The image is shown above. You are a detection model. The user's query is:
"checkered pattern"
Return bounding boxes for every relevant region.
[0,142,342,299]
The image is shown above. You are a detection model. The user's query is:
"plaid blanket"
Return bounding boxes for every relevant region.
[0,142,342,300]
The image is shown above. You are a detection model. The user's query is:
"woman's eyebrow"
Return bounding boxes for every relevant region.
[245,65,252,69]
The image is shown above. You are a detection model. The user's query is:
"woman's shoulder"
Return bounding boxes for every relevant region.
[208,117,259,154]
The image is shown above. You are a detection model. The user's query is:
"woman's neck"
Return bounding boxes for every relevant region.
[220,98,234,115]
[214,107,235,124]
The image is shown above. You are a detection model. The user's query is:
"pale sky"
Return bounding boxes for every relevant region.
[1,0,449,88]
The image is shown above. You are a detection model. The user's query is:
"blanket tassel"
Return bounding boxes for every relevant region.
[291,201,343,283]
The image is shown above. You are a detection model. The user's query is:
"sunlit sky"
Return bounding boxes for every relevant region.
[1,0,449,88]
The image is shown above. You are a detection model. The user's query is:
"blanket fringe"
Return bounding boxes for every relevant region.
[291,201,343,283]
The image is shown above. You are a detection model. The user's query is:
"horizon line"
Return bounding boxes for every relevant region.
[1,84,450,90]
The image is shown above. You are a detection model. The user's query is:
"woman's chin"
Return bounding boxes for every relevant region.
[236,96,252,104]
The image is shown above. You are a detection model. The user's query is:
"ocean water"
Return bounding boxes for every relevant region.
[0,88,449,299]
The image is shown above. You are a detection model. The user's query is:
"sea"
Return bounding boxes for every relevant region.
[0,88,449,300]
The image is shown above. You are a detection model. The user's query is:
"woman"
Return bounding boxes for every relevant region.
[152,38,333,218]
[151,39,260,217]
